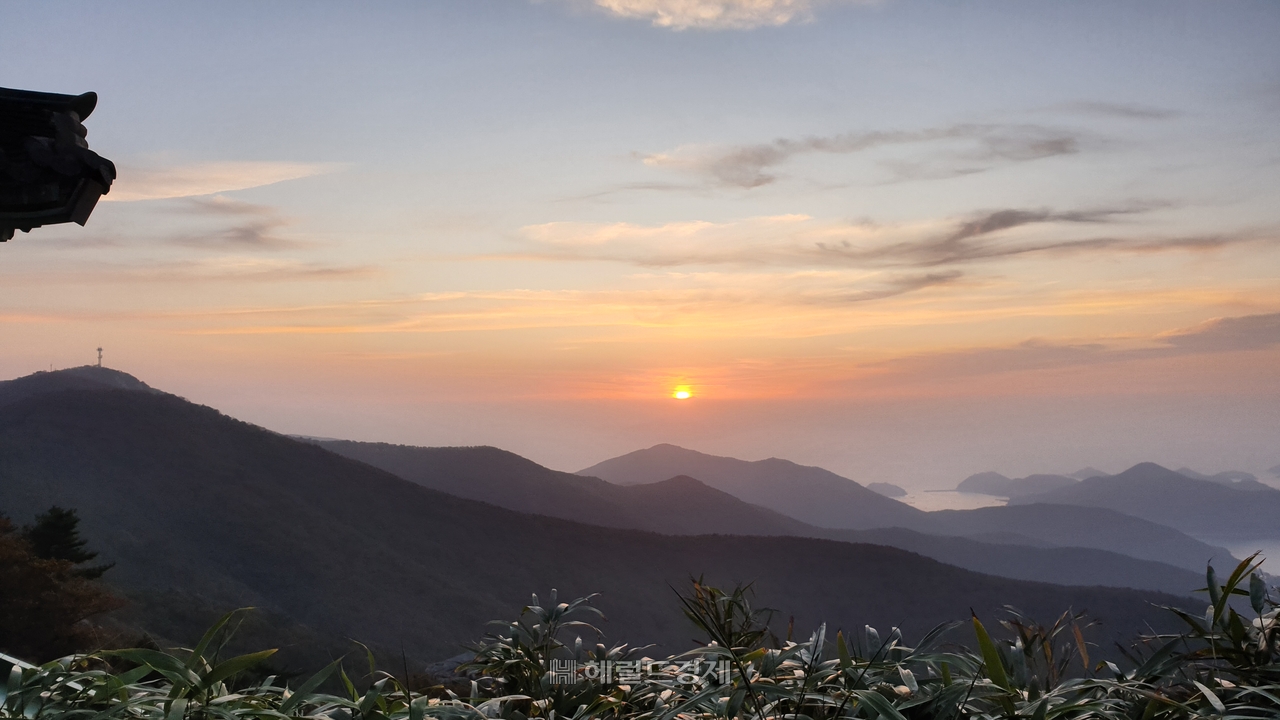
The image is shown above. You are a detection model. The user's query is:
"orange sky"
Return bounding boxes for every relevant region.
[2,1,1279,486]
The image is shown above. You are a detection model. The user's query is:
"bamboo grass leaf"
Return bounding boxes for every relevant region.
[199,650,278,693]
[279,659,342,714]
[1192,679,1226,714]
[971,616,1010,691]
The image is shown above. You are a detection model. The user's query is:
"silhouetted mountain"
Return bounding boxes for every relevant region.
[319,440,1205,595]
[957,472,1078,498]
[1069,467,1110,480]
[1175,468,1273,492]
[582,445,1230,572]
[0,370,1192,669]
[956,471,1010,494]
[1010,462,1280,539]
[0,366,156,406]
[916,504,1230,573]
[866,482,907,498]
[1271,464,1280,479]
[578,444,925,529]
[826,527,1202,597]
[312,440,813,537]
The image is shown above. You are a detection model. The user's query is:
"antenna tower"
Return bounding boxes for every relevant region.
[96,347,102,367]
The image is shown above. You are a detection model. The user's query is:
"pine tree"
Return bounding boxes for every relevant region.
[23,506,114,579]
[0,516,121,661]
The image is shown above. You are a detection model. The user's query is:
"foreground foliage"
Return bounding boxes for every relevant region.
[3,556,1278,720]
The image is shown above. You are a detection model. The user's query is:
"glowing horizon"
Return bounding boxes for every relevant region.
[2,1,1278,487]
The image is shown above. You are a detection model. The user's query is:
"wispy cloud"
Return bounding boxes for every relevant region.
[875,312,1280,381]
[1050,101,1179,120]
[1159,313,1280,352]
[166,196,309,251]
[104,161,337,202]
[587,0,844,30]
[160,269,970,338]
[642,124,1082,188]
[0,257,378,285]
[513,205,1253,269]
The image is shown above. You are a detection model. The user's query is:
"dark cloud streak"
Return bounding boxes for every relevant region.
[649,124,1084,189]
[1052,101,1179,120]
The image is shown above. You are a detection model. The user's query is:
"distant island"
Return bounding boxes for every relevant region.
[866,481,907,498]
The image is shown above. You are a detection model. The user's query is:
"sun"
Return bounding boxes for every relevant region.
[672,385,693,400]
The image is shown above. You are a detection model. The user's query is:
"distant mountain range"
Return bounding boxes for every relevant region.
[0,367,1197,670]
[1175,468,1273,493]
[318,440,1205,595]
[956,471,1078,498]
[578,443,925,530]
[578,444,1232,573]
[961,466,1276,499]
[1009,463,1280,539]
[313,440,814,537]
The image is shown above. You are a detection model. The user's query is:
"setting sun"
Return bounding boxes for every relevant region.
[672,386,693,400]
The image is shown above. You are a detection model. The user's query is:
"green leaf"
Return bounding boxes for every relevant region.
[198,650,278,694]
[835,631,851,671]
[971,615,1010,691]
[110,649,200,689]
[853,689,907,720]
[279,658,342,714]
[116,664,154,686]
[1192,680,1225,714]
[165,697,189,720]
[187,609,244,671]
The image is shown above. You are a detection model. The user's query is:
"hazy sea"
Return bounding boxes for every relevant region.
[899,491,1007,512]
[1209,539,1280,576]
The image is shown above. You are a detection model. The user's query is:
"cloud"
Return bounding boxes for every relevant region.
[169,219,306,251]
[810,206,1162,267]
[1051,101,1179,120]
[180,195,277,216]
[643,124,1081,188]
[163,268,972,339]
[165,196,310,251]
[104,161,336,202]
[1159,313,1280,352]
[513,205,1248,269]
[0,257,379,286]
[876,312,1280,381]
[815,271,963,303]
[588,0,834,29]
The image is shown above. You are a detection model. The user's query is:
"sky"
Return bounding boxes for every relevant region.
[2,0,1279,489]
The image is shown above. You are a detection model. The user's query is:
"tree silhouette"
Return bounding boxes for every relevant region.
[23,505,114,579]
[0,515,121,661]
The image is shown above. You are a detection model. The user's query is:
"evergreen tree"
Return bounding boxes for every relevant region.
[0,516,121,661]
[23,506,114,579]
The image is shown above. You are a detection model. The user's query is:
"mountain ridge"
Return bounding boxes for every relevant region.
[577,443,924,530]
[578,444,1233,572]
[0,369,1198,669]
[1010,462,1280,539]
[320,440,1209,593]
